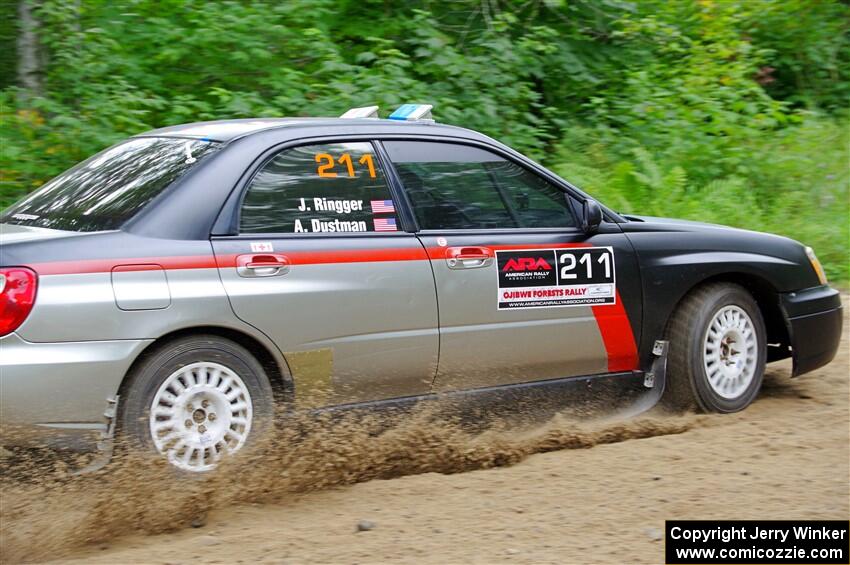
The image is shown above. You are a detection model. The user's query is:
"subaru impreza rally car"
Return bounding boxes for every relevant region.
[0,104,842,472]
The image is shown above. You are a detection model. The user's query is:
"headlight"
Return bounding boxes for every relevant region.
[805,246,828,285]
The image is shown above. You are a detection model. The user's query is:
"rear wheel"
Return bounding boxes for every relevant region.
[664,283,766,413]
[119,335,274,472]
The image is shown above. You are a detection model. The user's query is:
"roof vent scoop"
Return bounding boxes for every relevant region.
[340,106,380,119]
[388,104,434,122]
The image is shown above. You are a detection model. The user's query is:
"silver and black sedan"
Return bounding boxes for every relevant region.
[0,105,842,472]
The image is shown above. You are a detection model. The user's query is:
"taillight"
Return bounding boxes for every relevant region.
[0,267,38,336]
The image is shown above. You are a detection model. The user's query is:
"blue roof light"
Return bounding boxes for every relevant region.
[388,104,434,121]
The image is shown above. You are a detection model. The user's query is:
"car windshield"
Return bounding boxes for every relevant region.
[1,137,220,232]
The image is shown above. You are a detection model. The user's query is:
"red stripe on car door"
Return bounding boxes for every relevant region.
[30,255,219,275]
[29,243,640,372]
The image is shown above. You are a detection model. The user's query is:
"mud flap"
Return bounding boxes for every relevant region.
[612,339,668,420]
[73,395,119,475]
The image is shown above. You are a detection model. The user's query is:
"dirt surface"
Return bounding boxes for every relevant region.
[2,300,847,564]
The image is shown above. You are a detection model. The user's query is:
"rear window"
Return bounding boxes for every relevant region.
[1,137,220,232]
[240,142,396,234]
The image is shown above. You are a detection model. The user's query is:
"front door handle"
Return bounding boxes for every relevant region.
[236,254,290,277]
[446,246,494,269]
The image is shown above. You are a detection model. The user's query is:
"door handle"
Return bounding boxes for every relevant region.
[236,254,290,277]
[446,246,494,269]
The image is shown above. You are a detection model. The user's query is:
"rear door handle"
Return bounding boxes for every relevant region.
[236,254,290,277]
[446,246,494,269]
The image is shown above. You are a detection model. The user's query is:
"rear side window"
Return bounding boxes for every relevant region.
[383,141,575,230]
[241,142,398,234]
[1,137,219,232]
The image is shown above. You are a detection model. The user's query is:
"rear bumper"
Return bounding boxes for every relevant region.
[0,333,152,450]
[781,285,843,377]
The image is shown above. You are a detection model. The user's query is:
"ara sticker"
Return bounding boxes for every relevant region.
[496,247,616,310]
[250,241,274,253]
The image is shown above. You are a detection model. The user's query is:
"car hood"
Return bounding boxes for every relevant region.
[622,214,799,241]
[619,213,819,287]
[623,214,732,229]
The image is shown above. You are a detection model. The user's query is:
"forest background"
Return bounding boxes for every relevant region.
[2,0,847,280]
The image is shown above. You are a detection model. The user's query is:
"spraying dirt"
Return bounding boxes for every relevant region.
[1,299,847,564]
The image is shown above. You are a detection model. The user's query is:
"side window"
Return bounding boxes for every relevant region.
[383,141,575,230]
[241,142,398,234]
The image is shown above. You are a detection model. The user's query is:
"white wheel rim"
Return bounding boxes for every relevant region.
[703,305,758,400]
[149,362,253,472]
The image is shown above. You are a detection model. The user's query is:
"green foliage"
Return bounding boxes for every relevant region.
[0,1,17,90]
[551,117,849,281]
[1,0,848,280]
[744,0,850,111]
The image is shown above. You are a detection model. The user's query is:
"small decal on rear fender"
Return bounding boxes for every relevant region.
[250,241,274,252]
[496,247,616,309]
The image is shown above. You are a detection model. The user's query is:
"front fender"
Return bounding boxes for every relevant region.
[623,222,818,365]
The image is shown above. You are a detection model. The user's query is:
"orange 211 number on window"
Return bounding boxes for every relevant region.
[315,153,377,179]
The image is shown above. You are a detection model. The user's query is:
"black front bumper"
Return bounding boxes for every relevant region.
[781,285,843,377]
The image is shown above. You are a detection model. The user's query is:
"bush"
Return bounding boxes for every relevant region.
[549,116,849,282]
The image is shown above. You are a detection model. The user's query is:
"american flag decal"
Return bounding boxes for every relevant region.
[370,199,395,214]
[373,217,398,232]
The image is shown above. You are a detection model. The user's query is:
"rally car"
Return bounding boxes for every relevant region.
[0,104,842,472]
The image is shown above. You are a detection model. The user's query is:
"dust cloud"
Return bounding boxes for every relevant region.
[0,405,700,563]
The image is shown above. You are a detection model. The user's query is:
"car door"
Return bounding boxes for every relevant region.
[212,140,438,407]
[380,139,642,392]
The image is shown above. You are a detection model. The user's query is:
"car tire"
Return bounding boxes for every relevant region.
[118,334,275,472]
[664,283,766,413]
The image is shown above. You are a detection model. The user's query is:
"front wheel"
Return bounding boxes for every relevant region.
[664,283,767,413]
[118,335,275,472]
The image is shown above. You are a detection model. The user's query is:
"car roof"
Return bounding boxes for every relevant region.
[137,117,483,143]
[125,116,624,240]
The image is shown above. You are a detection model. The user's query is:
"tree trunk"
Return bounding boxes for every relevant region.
[17,0,43,100]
